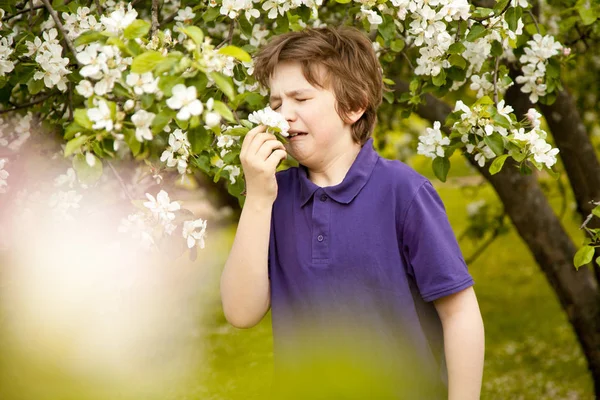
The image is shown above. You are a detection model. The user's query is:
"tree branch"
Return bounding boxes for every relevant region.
[216,21,235,49]
[107,161,134,202]
[0,93,55,114]
[151,0,159,37]
[492,56,500,105]
[40,0,83,67]
[1,4,44,21]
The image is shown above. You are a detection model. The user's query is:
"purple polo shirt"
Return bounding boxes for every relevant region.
[267,137,474,398]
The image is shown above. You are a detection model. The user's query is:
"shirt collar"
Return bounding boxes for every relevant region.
[298,137,379,206]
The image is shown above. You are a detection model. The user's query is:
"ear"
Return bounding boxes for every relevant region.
[346,107,366,125]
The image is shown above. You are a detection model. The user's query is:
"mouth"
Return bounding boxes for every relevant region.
[288,131,308,139]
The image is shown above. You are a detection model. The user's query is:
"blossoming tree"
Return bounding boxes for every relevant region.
[0,0,599,393]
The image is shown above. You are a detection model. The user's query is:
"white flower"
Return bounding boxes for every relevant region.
[526,108,542,128]
[224,165,241,184]
[248,106,290,136]
[100,4,138,35]
[49,190,83,220]
[160,129,191,175]
[497,100,514,122]
[76,80,94,98]
[131,109,155,142]
[531,139,559,168]
[85,152,97,167]
[417,121,450,159]
[0,158,8,193]
[182,218,207,249]
[143,190,181,223]
[124,99,135,111]
[54,168,77,188]
[466,199,486,217]
[166,84,204,121]
[262,0,290,19]
[118,211,154,249]
[175,6,196,22]
[87,100,113,131]
[126,72,159,96]
[360,7,383,26]
[0,37,15,77]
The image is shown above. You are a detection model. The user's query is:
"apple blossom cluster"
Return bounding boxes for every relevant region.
[418,99,559,169]
[161,129,192,175]
[0,113,32,152]
[61,6,103,41]
[417,121,450,159]
[118,189,207,250]
[216,127,241,158]
[515,34,563,103]
[0,159,8,194]
[100,3,138,36]
[0,35,15,77]
[75,43,132,98]
[24,29,71,92]
[511,108,559,168]
[248,106,290,137]
[219,0,322,21]
[198,38,236,77]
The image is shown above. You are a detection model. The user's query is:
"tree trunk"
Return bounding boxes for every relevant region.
[395,80,600,396]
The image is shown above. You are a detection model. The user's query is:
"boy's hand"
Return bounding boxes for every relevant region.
[240,125,287,205]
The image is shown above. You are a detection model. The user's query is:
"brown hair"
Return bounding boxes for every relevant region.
[253,26,383,145]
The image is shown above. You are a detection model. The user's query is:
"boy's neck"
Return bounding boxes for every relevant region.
[306,141,362,188]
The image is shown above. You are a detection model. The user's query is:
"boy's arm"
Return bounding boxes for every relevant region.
[220,126,287,329]
[433,286,485,400]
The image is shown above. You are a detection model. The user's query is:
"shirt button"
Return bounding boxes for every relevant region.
[320,194,328,202]
[317,235,324,242]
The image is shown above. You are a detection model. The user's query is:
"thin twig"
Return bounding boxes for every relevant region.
[151,0,160,37]
[67,82,74,121]
[2,4,44,21]
[492,56,500,106]
[528,10,540,34]
[160,10,177,27]
[107,161,134,202]
[216,21,235,49]
[401,50,414,71]
[94,0,102,14]
[0,93,55,114]
[40,0,83,66]
[470,1,511,22]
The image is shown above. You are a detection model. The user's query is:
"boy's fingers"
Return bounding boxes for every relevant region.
[241,125,267,159]
[256,139,286,162]
[249,132,279,156]
[265,149,287,171]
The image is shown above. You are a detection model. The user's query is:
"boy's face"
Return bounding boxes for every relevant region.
[269,61,357,168]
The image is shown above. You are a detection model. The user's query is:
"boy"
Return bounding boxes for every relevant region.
[220,26,484,399]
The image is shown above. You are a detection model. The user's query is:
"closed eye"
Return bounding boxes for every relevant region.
[271,99,309,110]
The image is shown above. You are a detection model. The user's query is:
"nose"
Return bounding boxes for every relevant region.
[279,101,297,123]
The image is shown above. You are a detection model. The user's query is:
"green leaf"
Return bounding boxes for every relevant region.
[489,154,509,175]
[213,100,235,123]
[154,55,180,75]
[131,51,166,73]
[448,42,466,54]
[335,0,352,3]
[472,7,494,18]
[73,153,103,184]
[574,245,595,269]
[126,38,142,56]
[505,7,522,32]
[390,39,405,52]
[432,157,450,182]
[448,54,467,69]
[274,15,289,35]
[202,7,220,22]
[592,205,600,219]
[74,109,93,130]
[578,6,598,25]
[74,31,106,47]
[188,128,212,153]
[225,127,248,136]
[491,41,503,57]
[27,78,44,95]
[383,78,395,85]
[377,15,396,42]
[218,45,251,62]
[64,135,89,157]
[210,72,235,100]
[493,0,509,14]
[432,70,446,87]
[151,109,175,134]
[484,132,505,156]
[383,91,394,104]
[180,26,204,45]
[123,19,151,39]
[466,24,487,42]
[123,128,142,156]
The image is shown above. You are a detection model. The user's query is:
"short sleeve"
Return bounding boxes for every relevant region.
[401,181,474,302]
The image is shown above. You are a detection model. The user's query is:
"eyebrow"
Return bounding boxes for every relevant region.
[269,89,314,103]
